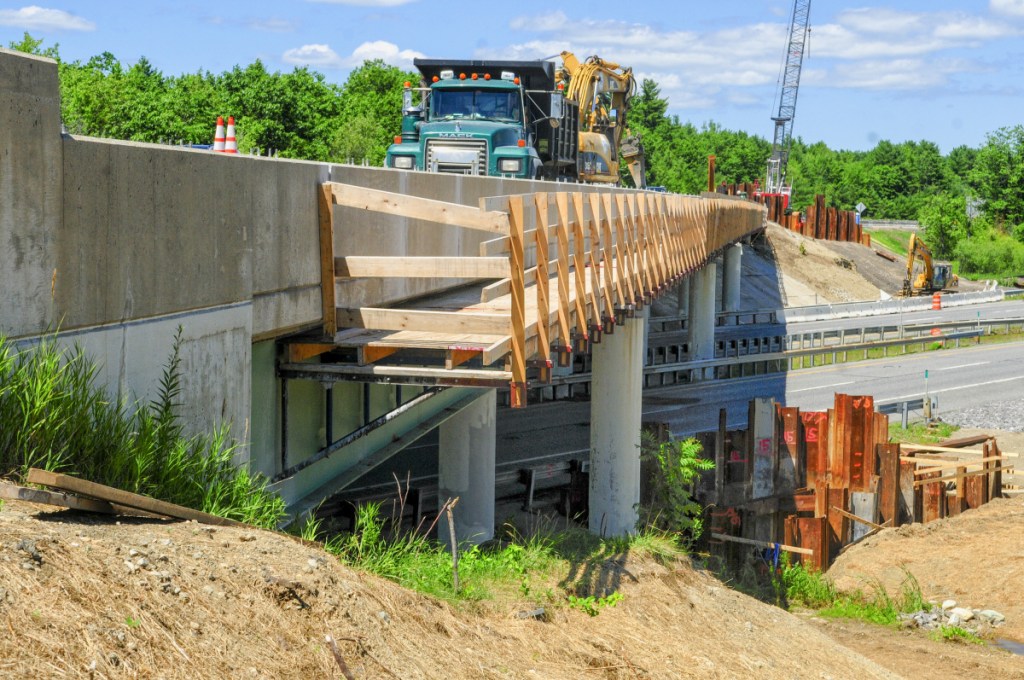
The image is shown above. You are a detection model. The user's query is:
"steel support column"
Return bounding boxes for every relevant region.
[723,243,743,313]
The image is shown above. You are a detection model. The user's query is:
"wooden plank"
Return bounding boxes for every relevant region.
[830,503,885,532]
[0,481,117,514]
[336,307,509,335]
[709,533,813,556]
[509,195,527,408]
[318,183,337,336]
[26,469,249,528]
[335,256,509,280]
[912,464,1014,488]
[901,443,1019,458]
[588,193,614,324]
[950,465,967,516]
[445,348,479,370]
[287,343,336,363]
[574,192,602,331]
[561,192,588,338]
[912,455,1004,475]
[358,345,399,366]
[597,194,623,310]
[602,192,626,307]
[534,193,551,359]
[554,193,572,348]
[329,182,509,235]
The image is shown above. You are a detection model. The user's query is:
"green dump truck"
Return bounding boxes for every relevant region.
[385,58,578,181]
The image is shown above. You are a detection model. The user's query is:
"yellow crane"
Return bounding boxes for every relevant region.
[556,51,646,187]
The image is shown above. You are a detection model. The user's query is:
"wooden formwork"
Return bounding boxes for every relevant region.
[703,393,1016,572]
[311,183,766,406]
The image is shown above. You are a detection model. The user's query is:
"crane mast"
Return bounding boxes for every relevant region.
[765,0,811,199]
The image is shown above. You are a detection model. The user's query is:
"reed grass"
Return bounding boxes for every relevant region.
[0,329,284,528]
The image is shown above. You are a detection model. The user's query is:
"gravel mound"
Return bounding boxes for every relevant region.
[942,397,1024,432]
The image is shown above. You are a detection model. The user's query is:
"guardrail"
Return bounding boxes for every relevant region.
[779,290,1005,324]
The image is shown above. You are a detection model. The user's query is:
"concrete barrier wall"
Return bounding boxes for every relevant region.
[778,290,1005,324]
[0,48,62,337]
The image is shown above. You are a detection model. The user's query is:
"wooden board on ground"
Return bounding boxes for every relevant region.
[26,469,250,528]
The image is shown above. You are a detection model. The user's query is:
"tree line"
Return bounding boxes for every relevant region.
[10,33,1023,280]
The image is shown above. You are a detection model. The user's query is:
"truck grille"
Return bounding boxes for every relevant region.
[425,138,488,175]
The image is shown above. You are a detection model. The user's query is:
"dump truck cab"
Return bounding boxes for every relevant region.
[386,59,575,180]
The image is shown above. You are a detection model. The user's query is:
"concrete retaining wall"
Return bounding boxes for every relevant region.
[779,290,1005,324]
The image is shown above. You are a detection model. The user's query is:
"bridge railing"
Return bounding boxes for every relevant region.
[316,182,766,407]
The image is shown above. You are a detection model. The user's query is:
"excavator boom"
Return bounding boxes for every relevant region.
[556,51,646,187]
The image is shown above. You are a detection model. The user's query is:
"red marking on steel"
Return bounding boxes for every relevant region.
[784,431,796,444]
[806,427,819,443]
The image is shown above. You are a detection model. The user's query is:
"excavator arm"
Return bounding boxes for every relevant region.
[556,51,646,187]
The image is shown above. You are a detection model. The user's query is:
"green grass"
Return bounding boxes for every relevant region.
[0,330,285,528]
[929,625,985,645]
[867,229,912,257]
[888,420,959,444]
[314,502,685,607]
[780,563,928,628]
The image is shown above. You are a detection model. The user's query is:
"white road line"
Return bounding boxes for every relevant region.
[643,405,685,415]
[933,361,990,371]
[887,376,1022,402]
[912,316,941,322]
[789,380,855,393]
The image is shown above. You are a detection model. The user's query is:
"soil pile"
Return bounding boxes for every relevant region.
[0,498,897,679]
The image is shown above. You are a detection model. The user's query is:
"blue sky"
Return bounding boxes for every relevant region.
[2,1,1023,153]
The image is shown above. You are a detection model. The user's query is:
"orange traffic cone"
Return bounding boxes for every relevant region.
[213,116,226,152]
[225,116,238,154]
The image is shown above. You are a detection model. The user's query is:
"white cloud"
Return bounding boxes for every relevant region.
[0,5,95,31]
[991,0,1024,17]
[283,40,425,70]
[246,18,297,32]
[830,58,975,91]
[348,40,425,68]
[283,43,344,68]
[306,0,416,5]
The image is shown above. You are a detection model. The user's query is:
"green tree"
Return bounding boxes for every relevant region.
[969,125,1024,233]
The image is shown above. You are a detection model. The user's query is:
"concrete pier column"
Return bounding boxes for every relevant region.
[438,389,496,547]
[675,278,690,317]
[723,244,743,313]
[589,308,647,537]
[688,262,717,364]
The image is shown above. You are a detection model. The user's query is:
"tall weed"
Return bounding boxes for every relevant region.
[0,330,284,528]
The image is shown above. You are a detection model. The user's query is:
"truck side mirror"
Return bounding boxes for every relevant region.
[550,93,563,121]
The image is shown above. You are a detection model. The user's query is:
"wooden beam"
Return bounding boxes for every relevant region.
[445,347,480,369]
[509,195,527,408]
[26,469,250,527]
[902,443,1018,458]
[913,465,1014,488]
[830,505,885,532]
[710,532,814,556]
[555,192,572,347]
[318,183,337,336]
[911,455,1004,475]
[328,182,509,235]
[337,307,509,335]
[358,345,399,365]
[335,256,509,279]
[575,192,602,329]
[534,193,551,359]
[0,481,117,514]
[287,343,336,363]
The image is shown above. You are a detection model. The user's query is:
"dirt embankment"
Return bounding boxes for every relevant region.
[763,222,988,305]
[0,498,899,679]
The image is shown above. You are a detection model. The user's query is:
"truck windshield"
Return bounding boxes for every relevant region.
[430,89,522,123]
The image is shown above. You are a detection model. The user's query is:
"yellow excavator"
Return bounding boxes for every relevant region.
[555,51,646,188]
[902,233,958,297]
